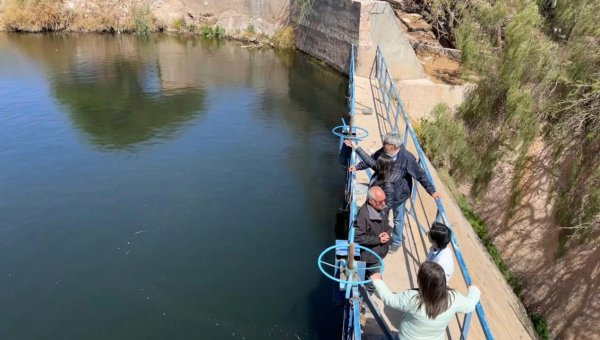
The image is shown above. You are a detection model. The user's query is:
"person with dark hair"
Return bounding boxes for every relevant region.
[343,141,402,219]
[345,133,441,253]
[370,153,396,187]
[370,262,480,340]
[426,222,454,282]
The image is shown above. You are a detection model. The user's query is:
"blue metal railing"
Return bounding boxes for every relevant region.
[338,44,362,340]
[343,44,359,246]
[348,44,356,121]
[338,44,393,340]
[374,46,495,340]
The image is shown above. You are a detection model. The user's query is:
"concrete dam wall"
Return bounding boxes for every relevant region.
[294,0,424,79]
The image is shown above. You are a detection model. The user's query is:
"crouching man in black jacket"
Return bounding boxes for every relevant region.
[354,186,393,292]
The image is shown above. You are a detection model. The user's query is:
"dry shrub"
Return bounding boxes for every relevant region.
[271,25,295,48]
[171,17,188,33]
[69,7,121,32]
[122,6,156,35]
[0,0,159,33]
[0,0,73,32]
[70,3,157,34]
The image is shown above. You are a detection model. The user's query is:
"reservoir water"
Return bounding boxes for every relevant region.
[0,33,346,339]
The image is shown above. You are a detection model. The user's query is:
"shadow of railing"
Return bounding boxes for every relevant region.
[373,46,495,340]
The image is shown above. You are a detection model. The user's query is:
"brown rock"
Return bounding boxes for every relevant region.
[399,13,431,32]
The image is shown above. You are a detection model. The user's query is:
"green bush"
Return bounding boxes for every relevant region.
[199,25,225,39]
[419,0,599,237]
[214,25,225,39]
[416,0,600,337]
[419,104,477,181]
[131,6,154,36]
[530,313,550,340]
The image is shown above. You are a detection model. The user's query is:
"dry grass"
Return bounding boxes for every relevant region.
[0,0,73,32]
[271,25,294,49]
[0,0,159,33]
[68,3,158,34]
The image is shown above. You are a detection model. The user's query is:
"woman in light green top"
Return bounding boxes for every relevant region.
[371,261,480,340]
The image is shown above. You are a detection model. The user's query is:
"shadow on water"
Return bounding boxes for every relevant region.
[252,47,349,207]
[306,276,345,339]
[286,54,348,119]
[249,49,348,338]
[256,49,348,129]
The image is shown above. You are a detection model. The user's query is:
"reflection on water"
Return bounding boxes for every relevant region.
[5,34,207,149]
[52,59,205,150]
[254,52,348,216]
[0,33,347,339]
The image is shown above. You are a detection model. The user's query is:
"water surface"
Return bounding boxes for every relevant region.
[0,33,346,339]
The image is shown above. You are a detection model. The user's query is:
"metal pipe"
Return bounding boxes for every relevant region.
[347,243,355,270]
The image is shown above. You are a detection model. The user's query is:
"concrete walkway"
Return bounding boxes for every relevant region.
[350,75,536,340]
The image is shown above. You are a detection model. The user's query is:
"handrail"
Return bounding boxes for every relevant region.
[346,44,361,340]
[347,44,358,245]
[375,46,495,340]
[348,43,356,121]
[342,44,393,340]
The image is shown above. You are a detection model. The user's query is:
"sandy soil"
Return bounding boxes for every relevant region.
[415,49,463,85]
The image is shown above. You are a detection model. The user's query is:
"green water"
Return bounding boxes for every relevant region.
[0,33,346,339]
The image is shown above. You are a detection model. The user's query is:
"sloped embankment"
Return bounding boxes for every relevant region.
[411,0,600,338]
[0,0,288,38]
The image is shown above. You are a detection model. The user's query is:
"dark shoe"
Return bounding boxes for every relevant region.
[388,244,400,254]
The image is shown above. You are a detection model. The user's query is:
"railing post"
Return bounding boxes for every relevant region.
[352,289,362,340]
[462,312,473,339]
[383,71,389,95]
[387,83,394,124]
[376,48,381,80]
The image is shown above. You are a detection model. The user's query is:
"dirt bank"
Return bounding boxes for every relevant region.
[465,139,600,339]
[0,0,288,39]
[390,1,600,337]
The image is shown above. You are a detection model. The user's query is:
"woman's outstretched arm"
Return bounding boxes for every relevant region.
[371,273,413,312]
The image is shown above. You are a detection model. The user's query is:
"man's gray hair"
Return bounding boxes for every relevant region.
[383,133,402,148]
[367,186,384,200]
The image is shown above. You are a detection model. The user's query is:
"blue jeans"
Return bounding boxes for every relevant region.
[391,201,407,246]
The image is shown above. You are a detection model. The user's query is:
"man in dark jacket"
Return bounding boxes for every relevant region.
[354,186,393,287]
[348,133,440,252]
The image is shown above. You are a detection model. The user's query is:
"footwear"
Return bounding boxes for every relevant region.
[388,244,400,254]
